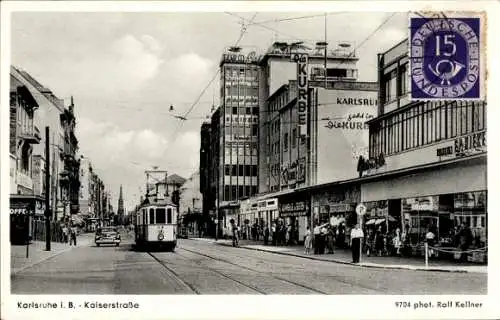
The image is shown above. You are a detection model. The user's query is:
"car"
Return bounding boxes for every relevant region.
[95,227,121,247]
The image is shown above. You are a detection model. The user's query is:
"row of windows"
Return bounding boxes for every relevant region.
[223,125,258,136]
[268,92,289,113]
[224,67,259,79]
[224,164,258,177]
[223,185,258,201]
[224,145,258,157]
[225,86,259,97]
[369,101,487,157]
[225,107,259,115]
[283,128,298,151]
[139,207,173,225]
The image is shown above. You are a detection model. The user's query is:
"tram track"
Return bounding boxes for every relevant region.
[178,247,329,294]
[180,244,384,293]
[146,252,200,294]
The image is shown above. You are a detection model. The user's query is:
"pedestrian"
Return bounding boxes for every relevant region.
[313,223,321,254]
[350,224,364,263]
[337,223,345,249]
[271,222,277,246]
[69,225,77,246]
[319,225,328,254]
[375,226,384,256]
[458,222,472,262]
[304,226,312,254]
[393,228,402,256]
[62,225,68,244]
[264,226,269,245]
[327,226,336,254]
[425,228,435,258]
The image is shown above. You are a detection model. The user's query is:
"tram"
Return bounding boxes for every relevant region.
[135,199,178,251]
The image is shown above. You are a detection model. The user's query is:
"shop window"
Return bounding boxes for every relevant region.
[402,196,439,246]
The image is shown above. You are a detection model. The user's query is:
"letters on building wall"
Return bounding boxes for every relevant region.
[291,53,309,136]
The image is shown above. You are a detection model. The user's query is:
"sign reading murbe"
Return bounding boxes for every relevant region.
[291,53,309,136]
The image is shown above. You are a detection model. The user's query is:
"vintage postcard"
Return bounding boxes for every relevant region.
[1,1,498,320]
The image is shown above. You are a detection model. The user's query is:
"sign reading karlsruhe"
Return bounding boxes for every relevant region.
[316,86,378,183]
[291,53,309,137]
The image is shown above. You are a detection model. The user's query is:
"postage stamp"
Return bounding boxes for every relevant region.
[409,12,486,100]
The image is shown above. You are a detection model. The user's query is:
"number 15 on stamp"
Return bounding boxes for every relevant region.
[409,12,486,100]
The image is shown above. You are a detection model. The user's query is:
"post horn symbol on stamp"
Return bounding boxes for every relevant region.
[410,12,484,100]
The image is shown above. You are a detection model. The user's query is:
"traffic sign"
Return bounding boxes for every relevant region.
[356,203,366,216]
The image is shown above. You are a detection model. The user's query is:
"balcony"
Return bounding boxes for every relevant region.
[16,171,33,191]
[18,126,41,144]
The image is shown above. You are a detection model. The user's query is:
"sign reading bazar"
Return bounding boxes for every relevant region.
[291,53,309,136]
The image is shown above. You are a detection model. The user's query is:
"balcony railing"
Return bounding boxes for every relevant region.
[18,126,41,144]
[16,171,33,190]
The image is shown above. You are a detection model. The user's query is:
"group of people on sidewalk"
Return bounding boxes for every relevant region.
[60,224,78,246]
[303,223,363,263]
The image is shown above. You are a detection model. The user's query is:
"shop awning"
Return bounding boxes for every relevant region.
[365,219,375,225]
[375,218,386,224]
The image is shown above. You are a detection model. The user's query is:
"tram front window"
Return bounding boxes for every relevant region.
[156,208,166,224]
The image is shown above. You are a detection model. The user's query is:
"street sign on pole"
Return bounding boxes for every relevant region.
[356,203,366,216]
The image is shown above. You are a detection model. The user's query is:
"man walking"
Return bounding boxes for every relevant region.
[69,224,77,246]
[350,224,364,263]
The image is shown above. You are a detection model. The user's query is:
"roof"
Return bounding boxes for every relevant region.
[156,173,187,186]
[139,198,177,208]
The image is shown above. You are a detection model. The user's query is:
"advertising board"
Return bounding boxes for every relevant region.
[316,87,378,183]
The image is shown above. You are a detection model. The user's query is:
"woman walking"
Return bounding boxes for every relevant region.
[304,226,312,254]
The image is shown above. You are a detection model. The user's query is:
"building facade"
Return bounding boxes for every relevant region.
[359,39,487,261]
[9,69,43,244]
[258,41,360,194]
[218,48,260,206]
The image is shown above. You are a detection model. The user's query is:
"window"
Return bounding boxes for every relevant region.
[167,208,172,224]
[283,132,289,151]
[383,70,397,103]
[238,165,244,176]
[231,186,237,199]
[149,208,155,224]
[398,63,408,96]
[224,186,230,201]
[252,124,258,136]
[156,208,166,224]
[252,107,259,115]
[238,186,244,198]
[231,165,237,176]
[232,107,238,115]
[292,128,297,148]
[326,68,347,78]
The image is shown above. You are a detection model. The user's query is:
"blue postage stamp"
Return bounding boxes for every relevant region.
[410,13,485,100]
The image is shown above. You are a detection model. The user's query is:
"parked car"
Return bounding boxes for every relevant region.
[95,227,121,247]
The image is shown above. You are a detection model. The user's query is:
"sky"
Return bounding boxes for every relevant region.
[11,11,407,211]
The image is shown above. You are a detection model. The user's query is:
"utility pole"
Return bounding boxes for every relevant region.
[45,126,51,251]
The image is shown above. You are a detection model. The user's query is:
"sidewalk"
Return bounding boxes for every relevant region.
[11,232,94,275]
[188,238,487,274]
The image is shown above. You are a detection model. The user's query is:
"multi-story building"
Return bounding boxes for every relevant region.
[199,122,213,220]
[179,171,203,232]
[12,67,78,223]
[258,41,360,194]
[79,156,91,217]
[59,97,80,218]
[9,69,43,244]
[218,47,260,205]
[359,39,487,260]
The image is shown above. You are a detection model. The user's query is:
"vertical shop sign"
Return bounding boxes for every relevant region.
[291,53,309,137]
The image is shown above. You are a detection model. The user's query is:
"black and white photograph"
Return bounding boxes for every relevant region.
[1,1,498,319]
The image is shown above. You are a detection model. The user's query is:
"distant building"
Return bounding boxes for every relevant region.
[179,171,203,232]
